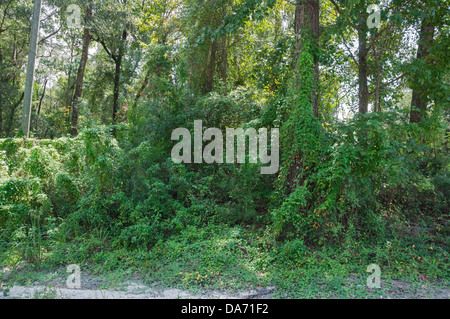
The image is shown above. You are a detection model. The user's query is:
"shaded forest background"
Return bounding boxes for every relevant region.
[0,0,448,297]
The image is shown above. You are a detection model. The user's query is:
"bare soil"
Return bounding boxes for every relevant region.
[1,267,448,299]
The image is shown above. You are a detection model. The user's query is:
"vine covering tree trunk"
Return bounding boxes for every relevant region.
[71,4,92,137]
[294,0,319,118]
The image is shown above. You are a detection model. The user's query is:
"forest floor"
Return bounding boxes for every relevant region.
[1,266,448,299]
[1,223,448,299]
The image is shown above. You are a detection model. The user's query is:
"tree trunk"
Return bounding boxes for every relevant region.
[0,84,2,135]
[294,2,302,63]
[135,70,150,103]
[220,6,227,84]
[21,0,41,138]
[204,39,217,94]
[294,0,319,117]
[71,4,92,137]
[0,102,2,137]
[308,0,319,118]
[410,19,435,124]
[358,22,369,114]
[112,29,128,124]
[370,35,381,112]
[37,78,47,116]
[65,41,76,125]
[6,92,24,137]
[113,55,122,123]
[221,35,227,84]
[287,0,320,194]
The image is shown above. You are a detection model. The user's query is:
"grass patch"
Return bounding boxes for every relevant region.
[1,223,447,298]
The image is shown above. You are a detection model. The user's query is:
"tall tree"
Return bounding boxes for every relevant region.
[92,0,131,124]
[71,2,93,136]
[329,0,380,115]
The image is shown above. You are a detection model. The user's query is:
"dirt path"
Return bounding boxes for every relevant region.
[1,267,448,299]
[2,280,448,299]
[1,282,275,299]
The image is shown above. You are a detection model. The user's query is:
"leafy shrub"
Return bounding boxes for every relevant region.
[270,40,449,246]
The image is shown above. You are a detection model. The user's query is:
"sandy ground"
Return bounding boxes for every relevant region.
[0,268,448,299]
[1,282,276,299]
[2,281,448,299]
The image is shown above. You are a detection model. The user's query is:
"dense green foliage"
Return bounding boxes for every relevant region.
[0,0,448,297]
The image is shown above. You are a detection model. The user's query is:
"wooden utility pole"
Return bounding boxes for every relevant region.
[21,0,42,138]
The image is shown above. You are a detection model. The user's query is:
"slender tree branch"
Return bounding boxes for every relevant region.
[93,36,117,62]
[39,25,62,44]
[40,8,59,23]
[0,0,13,34]
[340,33,358,66]
[369,74,404,96]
